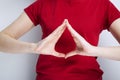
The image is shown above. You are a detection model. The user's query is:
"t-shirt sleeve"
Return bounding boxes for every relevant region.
[105,0,120,30]
[24,0,41,26]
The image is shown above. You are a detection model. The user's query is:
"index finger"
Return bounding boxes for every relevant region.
[45,19,67,43]
[66,20,89,46]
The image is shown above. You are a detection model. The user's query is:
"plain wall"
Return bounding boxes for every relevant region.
[0,0,41,80]
[0,0,120,80]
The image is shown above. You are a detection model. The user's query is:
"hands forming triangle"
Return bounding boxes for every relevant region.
[35,19,97,59]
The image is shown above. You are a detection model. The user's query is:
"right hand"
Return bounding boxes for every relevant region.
[33,19,67,57]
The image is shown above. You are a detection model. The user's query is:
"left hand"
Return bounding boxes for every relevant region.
[65,19,97,58]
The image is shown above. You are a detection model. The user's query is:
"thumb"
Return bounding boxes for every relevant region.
[53,51,65,57]
[65,51,78,59]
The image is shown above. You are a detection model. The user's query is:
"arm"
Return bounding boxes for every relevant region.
[66,19,120,60]
[95,18,120,60]
[0,13,66,57]
[0,12,37,53]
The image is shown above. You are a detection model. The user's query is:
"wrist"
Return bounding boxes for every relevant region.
[90,46,101,57]
[28,43,37,53]
[93,46,104,57]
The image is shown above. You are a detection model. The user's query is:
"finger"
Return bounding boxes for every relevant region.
[78,52,97,57]
[54,52,65,57]
[38,51,65,58]
[65,51,78,59]
[51,50,65,57]
[66,20,90,46]
[66,20,80,39]
[36,19,67,51]
[66,20,83,47]
[45,19,67,44]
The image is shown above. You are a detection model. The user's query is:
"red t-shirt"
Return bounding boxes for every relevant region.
[24,0,120,80]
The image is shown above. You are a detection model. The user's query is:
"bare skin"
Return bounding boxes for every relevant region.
[65,19,120,61]
[0,12,120,60]
[0,12,66,57]
[34,19,67,57]
[65,20,97,58]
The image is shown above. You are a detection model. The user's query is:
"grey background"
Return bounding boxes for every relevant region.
[0,0,120,80]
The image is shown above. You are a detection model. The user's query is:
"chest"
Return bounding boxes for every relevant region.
[40,0,106,37]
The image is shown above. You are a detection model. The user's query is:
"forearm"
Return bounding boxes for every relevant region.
[0,33,37,53]
[95,46,120,60]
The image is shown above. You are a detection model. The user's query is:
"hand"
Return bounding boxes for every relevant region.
[65,19,97,58]
[34,19,68,57]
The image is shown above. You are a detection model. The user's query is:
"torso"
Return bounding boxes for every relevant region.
[36,0,108,80]
[39,0,107,53]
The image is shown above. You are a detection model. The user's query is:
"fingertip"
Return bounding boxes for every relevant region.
[64,19,68,22]
[65,56,68,59]
[64,19,68,24]
[65,54,71,59]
